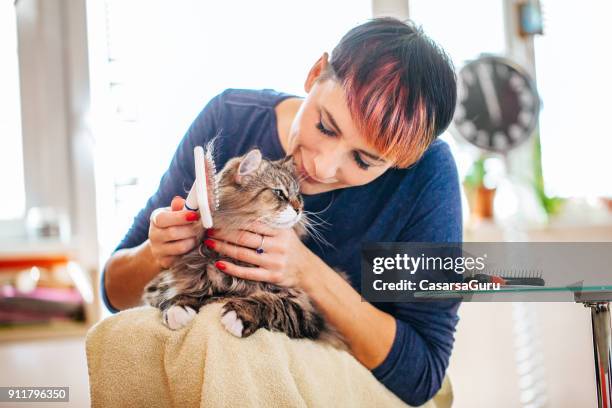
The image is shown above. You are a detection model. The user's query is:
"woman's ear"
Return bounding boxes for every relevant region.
[235,149,262,184]
[304,52,330,93]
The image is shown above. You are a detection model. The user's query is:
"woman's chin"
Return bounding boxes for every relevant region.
[300,180,330,195]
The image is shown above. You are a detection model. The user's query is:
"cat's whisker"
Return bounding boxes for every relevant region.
[298,218,335,250]
[301,216,331,233]
[303,227,334,251]
[302,207,332,216]
[300,218,326,237]
[301,219,330,230]
[302,211,331,227]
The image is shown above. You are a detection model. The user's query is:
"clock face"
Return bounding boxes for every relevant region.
[453,56,540,153]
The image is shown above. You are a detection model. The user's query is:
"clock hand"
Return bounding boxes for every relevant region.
[476,63,503,127]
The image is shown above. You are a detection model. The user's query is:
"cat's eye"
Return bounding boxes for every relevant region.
[272,188,288,201]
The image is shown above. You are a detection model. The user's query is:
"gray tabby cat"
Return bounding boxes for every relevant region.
[143,149,345,349]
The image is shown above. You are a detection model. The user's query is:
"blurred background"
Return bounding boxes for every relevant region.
[1,0,611,406]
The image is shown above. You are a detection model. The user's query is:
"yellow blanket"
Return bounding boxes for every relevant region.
[86,303,452,408]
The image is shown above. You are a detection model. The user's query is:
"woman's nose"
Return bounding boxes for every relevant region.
[312,151,341,180]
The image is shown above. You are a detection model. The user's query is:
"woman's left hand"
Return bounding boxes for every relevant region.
[203,222,311,287]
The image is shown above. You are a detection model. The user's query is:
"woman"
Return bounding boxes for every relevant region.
[102,17,461,406]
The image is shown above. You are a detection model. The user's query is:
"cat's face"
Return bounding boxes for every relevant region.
[213,150,304,230]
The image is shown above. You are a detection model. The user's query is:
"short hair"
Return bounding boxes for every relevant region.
[324,17,456,168]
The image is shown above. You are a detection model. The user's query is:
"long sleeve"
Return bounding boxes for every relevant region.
[371,140,463,406]
[371,300,460,406]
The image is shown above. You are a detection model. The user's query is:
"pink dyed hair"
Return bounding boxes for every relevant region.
[324,18,456,168]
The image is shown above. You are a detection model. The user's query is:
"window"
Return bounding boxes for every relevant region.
[534,0,612,197]
[0,2,26,221]
[88,0,371,257]
[409,0,506,66]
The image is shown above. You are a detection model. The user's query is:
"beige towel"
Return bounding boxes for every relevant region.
[86,303,452,408]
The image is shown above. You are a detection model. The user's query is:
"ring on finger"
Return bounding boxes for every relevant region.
[256,234,265,254]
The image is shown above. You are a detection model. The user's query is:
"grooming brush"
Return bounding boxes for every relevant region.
[184,143,219,229]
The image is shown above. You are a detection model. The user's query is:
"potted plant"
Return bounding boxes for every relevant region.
[463,155,496,221]
[531,134,565,218]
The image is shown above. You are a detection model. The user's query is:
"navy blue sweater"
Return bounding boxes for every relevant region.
[102,88,463,406]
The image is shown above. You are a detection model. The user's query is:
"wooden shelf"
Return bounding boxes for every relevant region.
[0,240,100,342]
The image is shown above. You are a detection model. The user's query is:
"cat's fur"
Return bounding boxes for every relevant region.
[143,149,346,349]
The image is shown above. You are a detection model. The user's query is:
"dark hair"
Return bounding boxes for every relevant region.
[324,17,456,167]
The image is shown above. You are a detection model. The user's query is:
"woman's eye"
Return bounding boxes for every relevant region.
[272,188,288,200]
[315,115,371,170]
[353,152,371,170]
[316,121,336,137]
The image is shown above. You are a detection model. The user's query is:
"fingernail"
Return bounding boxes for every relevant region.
[215,261,226,270]
[204,239,216,249]
[207,228,216,237]
[186,212,200,222]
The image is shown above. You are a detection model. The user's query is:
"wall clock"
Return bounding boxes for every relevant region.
[453,55,541,153]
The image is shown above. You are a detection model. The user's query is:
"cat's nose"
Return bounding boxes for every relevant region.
[290,199,302,213]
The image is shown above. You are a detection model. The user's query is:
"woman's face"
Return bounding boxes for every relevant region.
[285,56,393,195]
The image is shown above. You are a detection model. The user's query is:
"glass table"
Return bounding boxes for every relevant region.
[415,286,612,408]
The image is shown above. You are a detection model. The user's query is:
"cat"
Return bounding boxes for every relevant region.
[143,148,346,349]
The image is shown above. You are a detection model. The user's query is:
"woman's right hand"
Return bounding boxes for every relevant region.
[148,196,203,269]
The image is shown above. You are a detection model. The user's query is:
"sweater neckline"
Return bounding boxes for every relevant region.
[268,91,300,160]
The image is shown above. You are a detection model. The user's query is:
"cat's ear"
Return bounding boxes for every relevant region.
[235,149,262,184]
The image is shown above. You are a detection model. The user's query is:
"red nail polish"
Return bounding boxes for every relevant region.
[215,261,226,270]
[186,212,200,222]
[207,228,216,237]
[204,239,216,249]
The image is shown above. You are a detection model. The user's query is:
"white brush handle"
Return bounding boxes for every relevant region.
[184,184,199,211]
[184,146,214,228]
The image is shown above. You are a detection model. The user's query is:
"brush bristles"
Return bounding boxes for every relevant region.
[205,143,220,211]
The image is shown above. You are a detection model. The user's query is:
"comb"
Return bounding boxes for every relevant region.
[466,271,545,286]
[500,270,545,286]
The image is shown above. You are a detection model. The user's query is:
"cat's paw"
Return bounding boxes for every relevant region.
[221,302,259,338]
[163,305,197,330]
[220,310,244,337]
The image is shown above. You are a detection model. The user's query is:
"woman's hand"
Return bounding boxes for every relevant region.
[203,222,312,287]
[148,196,203,269]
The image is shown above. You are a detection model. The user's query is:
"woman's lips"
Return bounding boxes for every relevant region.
[298,166,316,183]
[298,165,336,185]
